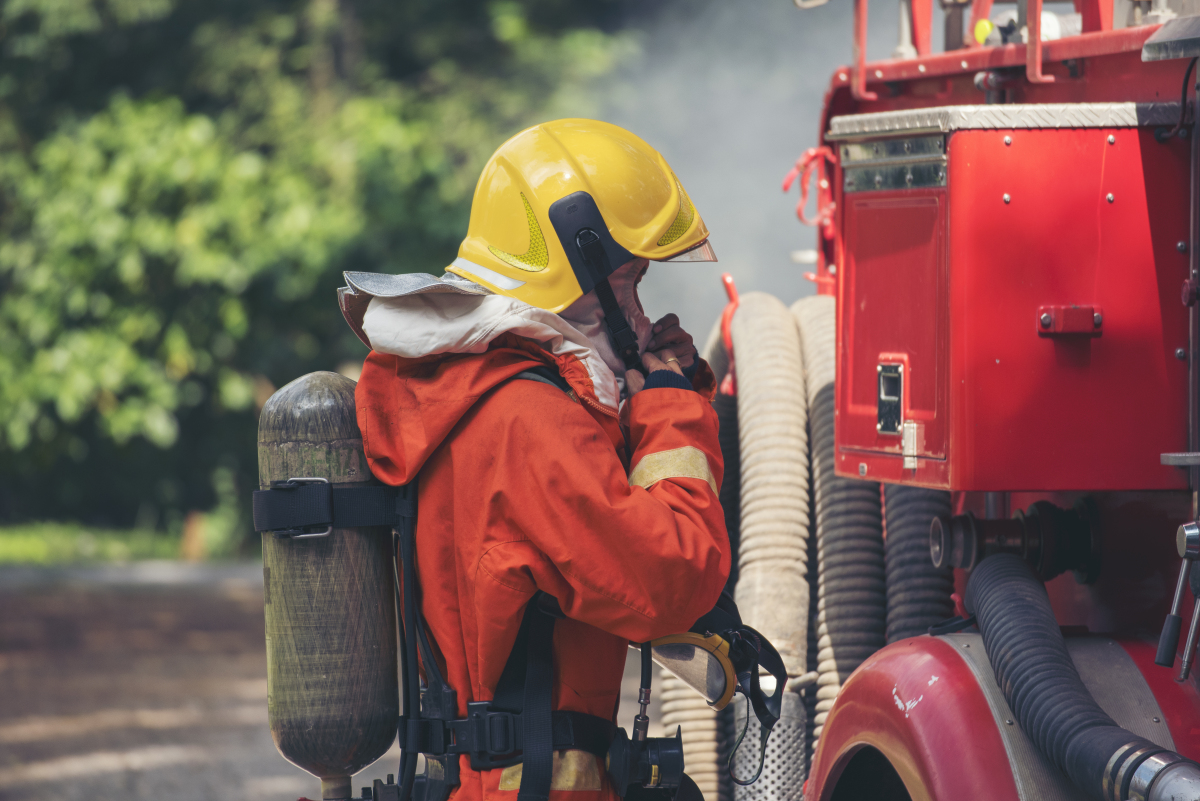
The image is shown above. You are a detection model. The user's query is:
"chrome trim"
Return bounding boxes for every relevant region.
[1113,745,1165,801]
[1130,752,1185,801]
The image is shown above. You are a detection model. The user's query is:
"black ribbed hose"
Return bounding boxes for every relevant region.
[809,381,886,743]
[883,486,954,643]
[965,555,1165,801]
[714,390,741,596]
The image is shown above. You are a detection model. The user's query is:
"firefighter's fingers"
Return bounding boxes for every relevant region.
[651,313,680,335]
[643,349,684,376]
[649,330,696,370]
[626,369,646,395]
[648,323,693,353]
[652,345,695,369]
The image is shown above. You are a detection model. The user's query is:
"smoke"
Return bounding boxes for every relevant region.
[595,0,910,337]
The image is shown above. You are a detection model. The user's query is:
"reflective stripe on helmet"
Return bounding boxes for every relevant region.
[450,257,525,291]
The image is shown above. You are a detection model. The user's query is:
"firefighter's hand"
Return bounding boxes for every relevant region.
[647,314,696,369]
[626,349,684,395]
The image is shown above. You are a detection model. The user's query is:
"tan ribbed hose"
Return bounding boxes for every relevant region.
[728,293,811,801]
[668,297,813,801]
[661,672,725,801]
[729,292,811,676]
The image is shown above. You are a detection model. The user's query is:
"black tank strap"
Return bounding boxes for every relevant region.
[514,599,555,801]
[252,480,407,537]
[252,371,572,539]
[513,366,572,394]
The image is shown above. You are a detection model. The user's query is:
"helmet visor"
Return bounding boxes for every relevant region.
[658,239,717,263]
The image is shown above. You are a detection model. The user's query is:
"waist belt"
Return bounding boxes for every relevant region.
[400,706,617,768]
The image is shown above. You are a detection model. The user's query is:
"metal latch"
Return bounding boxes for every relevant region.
[877,363,903,435]
[1037,305,1103,337]
[902,420,920,470]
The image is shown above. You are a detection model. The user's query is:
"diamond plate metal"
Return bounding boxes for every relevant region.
[828,103,1187,139]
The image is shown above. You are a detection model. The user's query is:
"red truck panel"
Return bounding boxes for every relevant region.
[836,125,1190,491]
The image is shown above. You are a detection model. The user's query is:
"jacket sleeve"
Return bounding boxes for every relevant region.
[476,382,731,644]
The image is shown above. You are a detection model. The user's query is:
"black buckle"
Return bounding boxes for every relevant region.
[462,702,521,770]
[266,478,333,539]
[403,718,447,755]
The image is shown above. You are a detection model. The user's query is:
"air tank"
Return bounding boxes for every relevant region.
[257,371,399,800]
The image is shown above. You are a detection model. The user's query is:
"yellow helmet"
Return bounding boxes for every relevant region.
[445,119,716,313]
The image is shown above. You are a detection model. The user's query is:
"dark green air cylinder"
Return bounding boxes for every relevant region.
[258,371,398,800]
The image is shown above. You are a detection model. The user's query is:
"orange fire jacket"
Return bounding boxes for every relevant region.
[356,333,731,801]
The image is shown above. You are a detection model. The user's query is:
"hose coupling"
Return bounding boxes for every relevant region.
[930,498,1100,583]
[1130,751,1200,801]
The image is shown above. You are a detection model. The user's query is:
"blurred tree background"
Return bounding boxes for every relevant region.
[0,0,638,557]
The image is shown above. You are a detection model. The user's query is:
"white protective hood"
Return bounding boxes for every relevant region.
[349,275,642,414]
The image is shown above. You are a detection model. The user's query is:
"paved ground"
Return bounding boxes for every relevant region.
[0,563,656,801]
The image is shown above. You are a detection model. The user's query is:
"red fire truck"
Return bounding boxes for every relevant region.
[735,2,1200,799]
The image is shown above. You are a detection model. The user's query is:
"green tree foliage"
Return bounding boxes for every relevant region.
[0,0,634,550]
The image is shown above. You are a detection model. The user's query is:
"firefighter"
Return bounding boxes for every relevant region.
[353,119,729,801]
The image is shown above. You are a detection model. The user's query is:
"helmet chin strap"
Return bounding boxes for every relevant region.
[592,278,643,375]
[575,229,644,375]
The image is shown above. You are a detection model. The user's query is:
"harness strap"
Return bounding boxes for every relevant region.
[400,708,615,756]
[517,603,555,801]
[513,366,572,394]
[383,368,613,801]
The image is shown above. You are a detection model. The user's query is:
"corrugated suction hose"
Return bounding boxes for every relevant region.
[883,486,954,643]
[662,671,726,801]
[729,292,811,676]
[724,291,811,801]
[792,295,885,748]
[966,554,1200,801]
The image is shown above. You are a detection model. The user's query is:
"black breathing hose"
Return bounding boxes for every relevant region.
[398,526,421,800]
[965,555,1174,801]
[713,390,741,596]
[640,642,653,689]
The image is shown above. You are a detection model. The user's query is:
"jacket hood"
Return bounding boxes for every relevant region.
[342,271,627,486]
[340,271,623,410]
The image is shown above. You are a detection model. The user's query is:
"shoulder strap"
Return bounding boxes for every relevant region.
[512,365,572,394]
[508,600,556,801]
[490,593,565,801]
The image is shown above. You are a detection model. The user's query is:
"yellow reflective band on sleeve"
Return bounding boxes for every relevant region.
[497,750,603,791]
[628,445,717,495]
